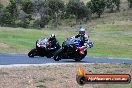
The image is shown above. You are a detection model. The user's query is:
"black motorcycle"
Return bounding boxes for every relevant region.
[53,37,93,61]
[28,38,60,58]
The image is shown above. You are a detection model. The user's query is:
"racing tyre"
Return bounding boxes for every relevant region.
[28,48,37,57]
[46,55,52,58]
[75,58,82,62]
[53,49,62,61]
[54,55,60,61]
[74,51,87,62]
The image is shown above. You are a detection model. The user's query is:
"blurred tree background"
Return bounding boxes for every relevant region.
[0,0,131,29]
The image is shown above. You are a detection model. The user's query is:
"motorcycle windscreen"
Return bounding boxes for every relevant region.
[38,38,49,47]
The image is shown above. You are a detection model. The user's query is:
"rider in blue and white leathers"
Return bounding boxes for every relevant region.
[71,26,90,50]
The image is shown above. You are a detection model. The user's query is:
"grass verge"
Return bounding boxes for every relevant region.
[0,23,132,59]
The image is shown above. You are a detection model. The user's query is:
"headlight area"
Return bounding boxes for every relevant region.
[37,42,47,48]
[37,43,41,47]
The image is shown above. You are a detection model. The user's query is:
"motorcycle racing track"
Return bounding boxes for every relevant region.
[0,54,132,65]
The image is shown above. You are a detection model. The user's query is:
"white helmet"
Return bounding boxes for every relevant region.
[50,33,55,38]
[79,27,85,35]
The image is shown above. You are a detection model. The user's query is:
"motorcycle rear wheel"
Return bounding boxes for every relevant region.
[53,49,62,61]
[54,55,60,61]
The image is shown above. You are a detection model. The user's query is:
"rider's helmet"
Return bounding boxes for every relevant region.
[79,26,85,35]
[50,33,56,39]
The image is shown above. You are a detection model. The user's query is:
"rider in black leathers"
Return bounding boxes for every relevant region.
[48,33,60,50]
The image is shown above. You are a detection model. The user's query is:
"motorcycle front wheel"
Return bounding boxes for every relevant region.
[28,48,37,57]
[74,51,87,62]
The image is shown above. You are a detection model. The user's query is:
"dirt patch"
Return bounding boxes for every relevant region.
[0,43,10,49]
[0,63,132,88]
[0,43,28,54]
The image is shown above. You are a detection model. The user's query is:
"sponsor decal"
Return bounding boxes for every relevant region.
[76,65,131,85]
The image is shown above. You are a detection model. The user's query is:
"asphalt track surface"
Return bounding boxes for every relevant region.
[0,54,132,65]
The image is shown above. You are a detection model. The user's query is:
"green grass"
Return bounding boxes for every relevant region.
[0,9,132,59]
[88,23,132,58]
[0,0,132,59]
[0,22,132,59]
[0,27,76,54]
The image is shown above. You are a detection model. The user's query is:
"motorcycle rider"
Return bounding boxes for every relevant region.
[72,26,89,45]
[71,26,90,53]
[76,26,89,45]
[48,33,60,50]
